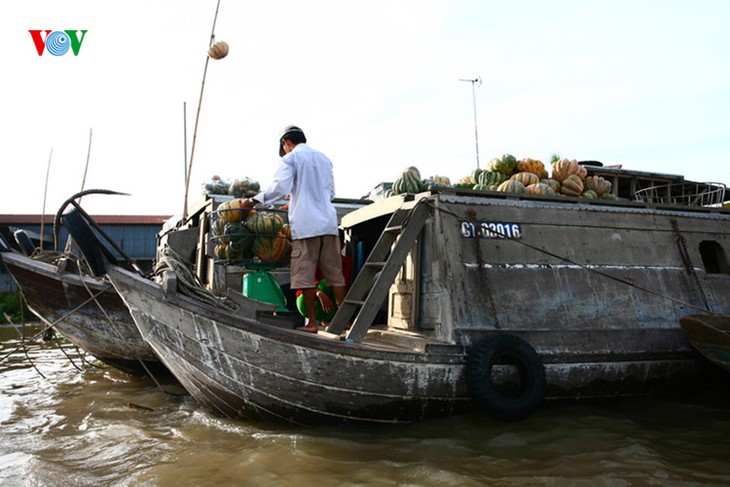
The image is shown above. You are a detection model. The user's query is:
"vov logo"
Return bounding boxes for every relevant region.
[29,30,88,56]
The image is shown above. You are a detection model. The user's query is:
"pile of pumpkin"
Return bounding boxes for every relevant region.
[392,154,617,200]
[211,199,292,264]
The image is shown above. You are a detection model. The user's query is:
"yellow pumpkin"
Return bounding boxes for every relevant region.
[551,159,587,183]
[560,174,584,196]
[583,175,612,197]
[510,171,540,186]
[516,158,546,177]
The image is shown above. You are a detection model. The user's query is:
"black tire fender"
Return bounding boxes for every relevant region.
[466,333,546,421]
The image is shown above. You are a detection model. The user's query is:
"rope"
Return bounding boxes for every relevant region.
[154,245,238,312]
[427,198,716,315]
[0,281,109,364]
[3,309,46,380]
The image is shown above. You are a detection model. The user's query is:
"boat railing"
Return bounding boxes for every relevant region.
[634,181,726,207]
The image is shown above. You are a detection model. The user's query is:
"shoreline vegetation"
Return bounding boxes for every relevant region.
[0,292,36,324]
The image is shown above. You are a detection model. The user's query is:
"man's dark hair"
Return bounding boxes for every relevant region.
[283,131,306,145]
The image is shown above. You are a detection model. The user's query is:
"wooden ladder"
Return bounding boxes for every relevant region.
[327,200,431,342]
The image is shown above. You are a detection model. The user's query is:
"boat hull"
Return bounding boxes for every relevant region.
[680,314,730,373]
[1,252,166,376]
[108,265,471,424]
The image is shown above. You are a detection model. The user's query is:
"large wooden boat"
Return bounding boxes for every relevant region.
[73,167,730,424]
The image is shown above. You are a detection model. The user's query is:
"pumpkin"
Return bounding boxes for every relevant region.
[253,234,292,262]
[488,154,518,176]
[224,222,254,254]
[211,217,226,237]
[245,211,285,236]
[525,182,556,196]
[214,243,228,260]
[423,177,450,189]
[429,175,451,185]
[581,189,598,199]
[477,171,508,187]
[551,159,587,182]
[208,41,229,60]
[454,176,474,189]
[226,236,255,260]
[393,166,426,194]
[541,178,561,194]
[473,183,489,191]
[218,198,254,223]
[583,175,612,196]
[510,171,540,186]
[560,174,584,196]
[471,168,484,184]
[279,224,292,240]
[516,158,545,177]
[497,179,526,193]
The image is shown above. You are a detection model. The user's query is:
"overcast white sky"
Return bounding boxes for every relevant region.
[2,1,729,216]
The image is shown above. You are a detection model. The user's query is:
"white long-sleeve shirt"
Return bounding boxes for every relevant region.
[254,143,339,240]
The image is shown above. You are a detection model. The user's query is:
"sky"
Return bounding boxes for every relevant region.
[2,0,729,216]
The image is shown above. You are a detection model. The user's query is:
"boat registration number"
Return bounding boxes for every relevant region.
[459,221,522,239]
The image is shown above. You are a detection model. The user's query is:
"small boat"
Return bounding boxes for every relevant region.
[680,314,730,373]
[69,167,730,425]
[0,191,170,377]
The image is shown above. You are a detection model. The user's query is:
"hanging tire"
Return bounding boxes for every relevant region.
[466,333,546,421]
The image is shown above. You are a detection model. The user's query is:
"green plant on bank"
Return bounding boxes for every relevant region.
[0,292,37,324]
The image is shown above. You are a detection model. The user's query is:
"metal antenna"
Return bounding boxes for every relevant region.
[459,77,482,169]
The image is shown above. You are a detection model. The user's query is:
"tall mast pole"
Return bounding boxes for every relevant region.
[182,0,222,222]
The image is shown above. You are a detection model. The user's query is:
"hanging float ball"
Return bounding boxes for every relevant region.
[208,41,229,60]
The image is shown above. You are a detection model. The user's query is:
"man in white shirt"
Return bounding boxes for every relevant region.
[246,125,346,333]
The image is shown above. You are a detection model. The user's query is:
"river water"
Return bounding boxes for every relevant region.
[1,323,729,487]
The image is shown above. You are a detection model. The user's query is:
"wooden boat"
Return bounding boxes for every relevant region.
[71,168,730,424]
[0,191,171,377]
[0,249,170,376]
[680,314,730,373]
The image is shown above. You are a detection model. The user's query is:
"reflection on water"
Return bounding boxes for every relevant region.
[1,323,729,486]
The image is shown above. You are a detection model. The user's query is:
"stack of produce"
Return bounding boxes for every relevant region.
[383,154,617,201]
[202,175,230,195]
[211,200,291,265]
[423,175,452,189]
[454,154,616,200]
[202,175,261,198]
[548,158,615,200]
[228,177,261,198]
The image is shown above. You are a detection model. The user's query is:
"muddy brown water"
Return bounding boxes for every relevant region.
[1,323,729,486]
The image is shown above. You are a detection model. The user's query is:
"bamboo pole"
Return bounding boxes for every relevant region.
[40,147,53,251]
[63,128,94,252]
[182,0,222,222]
[80,128,93,193]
